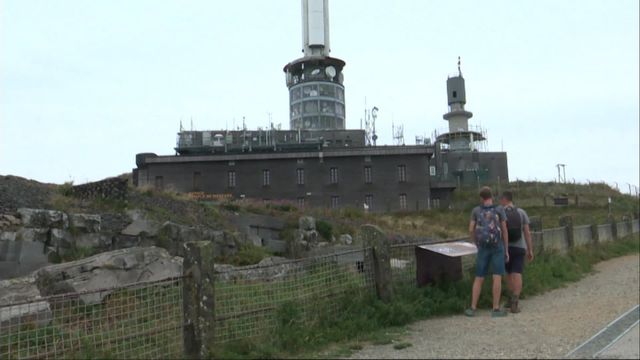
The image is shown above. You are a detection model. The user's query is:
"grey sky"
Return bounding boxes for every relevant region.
[1,0,638,191]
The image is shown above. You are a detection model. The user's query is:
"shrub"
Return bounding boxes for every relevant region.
[316,220,333,240]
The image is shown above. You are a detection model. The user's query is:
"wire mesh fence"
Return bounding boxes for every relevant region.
[0,277,184,360]
[213,248,375,344]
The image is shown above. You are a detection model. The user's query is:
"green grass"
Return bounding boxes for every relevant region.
[212,234,639,359]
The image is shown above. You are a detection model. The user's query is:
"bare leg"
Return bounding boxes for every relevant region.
[492,275,502,310]
[511,273,523,297]
[506,273,514,295]
[471,277,484,310]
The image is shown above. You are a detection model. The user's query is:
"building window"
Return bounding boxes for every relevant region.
[364,166,373,184]
[296,168,305,185]
[432,198,441,209]
[399,194,407,210]
[193,172,201,191]
[228,171,236,188]
[262,169,270,186]
[297,158,304,164]
[330,167,339,184]
[429,166,437,176]
[228,161,235,166]
[365,194,373,210]
[452,91,457,98]
[297,197,305,208]
[155,176,164,190]
[398,165,407,182]
[331,196,340,209]
[364,156,371,163]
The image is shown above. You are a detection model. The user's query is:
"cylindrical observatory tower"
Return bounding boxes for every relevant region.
[284,0,346,130]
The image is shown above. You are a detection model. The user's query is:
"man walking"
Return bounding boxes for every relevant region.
[465,186,510,318]
[500,191,534,313]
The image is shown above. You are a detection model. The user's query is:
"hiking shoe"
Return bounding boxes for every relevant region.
[491,309,508,318]
[510,299,521,314]
[504,297,512,309]
[464,308,476,317]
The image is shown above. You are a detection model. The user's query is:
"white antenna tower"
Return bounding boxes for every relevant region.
[363,104,379,146]
[392,121,404,146]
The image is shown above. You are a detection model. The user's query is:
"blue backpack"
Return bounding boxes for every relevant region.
[474,206,501,248]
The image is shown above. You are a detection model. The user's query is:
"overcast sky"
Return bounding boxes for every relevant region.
[1,0,638,192]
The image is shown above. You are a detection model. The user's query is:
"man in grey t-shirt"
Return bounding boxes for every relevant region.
[499,191,534,313]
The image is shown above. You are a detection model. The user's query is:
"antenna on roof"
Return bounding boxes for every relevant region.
[458,56,462,76]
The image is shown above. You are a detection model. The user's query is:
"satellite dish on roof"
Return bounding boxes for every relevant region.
[325,66,336,78]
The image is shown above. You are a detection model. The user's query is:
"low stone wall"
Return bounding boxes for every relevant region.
[598,224,614,242]
[543,227,569,254]
[573,224,593,247]
[72,178,128,201]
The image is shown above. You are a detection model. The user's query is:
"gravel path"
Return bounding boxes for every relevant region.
[349,254,640,359]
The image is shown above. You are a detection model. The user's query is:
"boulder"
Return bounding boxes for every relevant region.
[50,229,73,249]
[0,275,52,327]
[339,234,353,245]
[35,247,182,305]
[157,221,238,258]
[298,216,316,231]
[69,213,101,233]
[15,227,49,242]
[1,231,16,241]
[214,258,302,282]
[121,218,160,237]
[17,208,68,229]
[75,233,111,249]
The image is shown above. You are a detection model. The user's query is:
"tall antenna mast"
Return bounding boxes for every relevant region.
[457,56,462,76]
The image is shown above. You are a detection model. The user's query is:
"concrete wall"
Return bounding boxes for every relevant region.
[633,219,640,233]
[617,222,630,238]
[543,227,569,254]
[573,224,593,247]
[598,224,614,242]
[436,151,509,186]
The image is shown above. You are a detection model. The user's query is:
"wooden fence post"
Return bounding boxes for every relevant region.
[361,224,392,303]
[183,241,216,359]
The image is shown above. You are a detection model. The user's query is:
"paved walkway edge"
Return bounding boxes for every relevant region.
[566,304,640,358]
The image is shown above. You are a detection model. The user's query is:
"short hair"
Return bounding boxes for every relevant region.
[479,186,492,200]
[501,191,514,202]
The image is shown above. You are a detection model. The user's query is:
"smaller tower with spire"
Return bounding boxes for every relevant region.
[437,57,486,152]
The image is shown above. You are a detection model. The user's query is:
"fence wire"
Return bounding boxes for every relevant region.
[214,248,375,343]
[0,277,184,360]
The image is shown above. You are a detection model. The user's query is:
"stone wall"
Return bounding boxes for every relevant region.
[72,178,128,201]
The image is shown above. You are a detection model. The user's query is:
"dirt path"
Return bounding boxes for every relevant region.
[348,254,640,359]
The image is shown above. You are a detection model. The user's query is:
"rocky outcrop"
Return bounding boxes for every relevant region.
[214,256,302,282]
[298,216,316,231]
[0,275,52,327]
[35,247,182,305]
[157,221,239,258]
[339,234,353,245]
[18,208,68,229]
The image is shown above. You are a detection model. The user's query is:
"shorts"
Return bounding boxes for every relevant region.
[475,245,505,277]
[506,246,526,274]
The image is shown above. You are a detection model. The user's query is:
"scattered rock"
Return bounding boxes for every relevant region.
[214,258,302,282]
[121,218,160,237]
[339,234,353,245]
[18,208,68,229]
[0,231,16,241]
[35,247,182,305]
[298,216,316,231]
